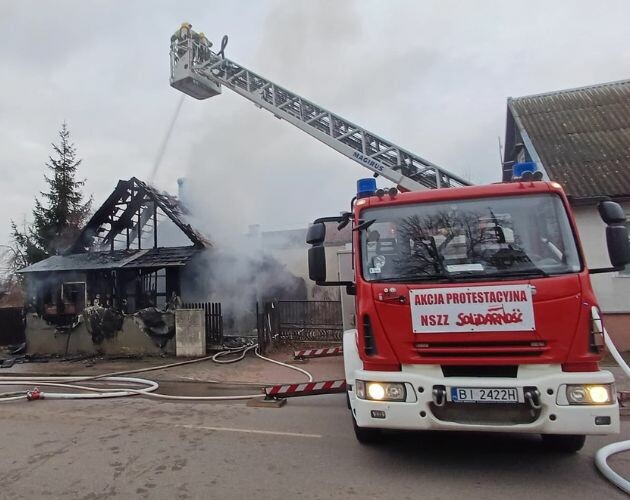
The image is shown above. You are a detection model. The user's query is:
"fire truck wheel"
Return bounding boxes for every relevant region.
[352,415,382,444]
[541,434,586,453]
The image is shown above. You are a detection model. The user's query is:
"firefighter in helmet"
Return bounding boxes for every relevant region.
[197,32,213,62]
[171,22,192,43]
[171,22,192,57]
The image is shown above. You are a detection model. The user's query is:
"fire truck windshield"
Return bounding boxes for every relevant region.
[360,193,581,282]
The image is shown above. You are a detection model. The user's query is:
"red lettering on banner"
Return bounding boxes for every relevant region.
[415,294,446,306]
[455,309,524,327]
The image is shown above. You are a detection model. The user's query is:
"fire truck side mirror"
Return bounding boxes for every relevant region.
[306,223,326,245]
[308,246,327,282]
[306,218,355,287]
[598,200,626,224]
[597,201,630,268]
[606,225,630,268]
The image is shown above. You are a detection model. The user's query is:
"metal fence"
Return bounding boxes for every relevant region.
[181,302,223,347]
[256,301,275,355]
[179,300,343,353]
[273,300,343,344]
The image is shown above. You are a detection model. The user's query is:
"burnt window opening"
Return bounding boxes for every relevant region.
[61,282,86,315]
[88,270,117,308]
[140,268,167,309]
[38,280,86,326]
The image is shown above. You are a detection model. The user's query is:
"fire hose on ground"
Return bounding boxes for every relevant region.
[596,331,630,494]
[1,335,629,492]
[0,343,313,403]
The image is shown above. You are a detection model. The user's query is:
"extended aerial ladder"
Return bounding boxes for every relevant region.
[169,33,471,192]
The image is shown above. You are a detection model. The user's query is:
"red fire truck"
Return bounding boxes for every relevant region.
[169,29,630,452]
[307,177,630,452]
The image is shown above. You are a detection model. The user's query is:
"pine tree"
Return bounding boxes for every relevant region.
[11,123,92,267]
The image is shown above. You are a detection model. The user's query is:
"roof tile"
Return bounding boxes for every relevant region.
[510,80,630,198]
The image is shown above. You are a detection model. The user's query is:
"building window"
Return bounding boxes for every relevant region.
[140,268,167,308]
[61,282,87,314]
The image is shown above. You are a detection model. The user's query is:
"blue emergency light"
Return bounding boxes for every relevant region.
[513,161,536,177]
[357,178,377,198]
[512,161,541,180]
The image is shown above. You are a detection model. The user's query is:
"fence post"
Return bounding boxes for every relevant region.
[180,301,224,349]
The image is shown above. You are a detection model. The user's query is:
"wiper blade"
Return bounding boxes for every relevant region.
[486,267,549,278]
[354,219,376,232]
[375,275,452,283]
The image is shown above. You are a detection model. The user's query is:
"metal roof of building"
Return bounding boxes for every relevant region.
[508,79,630,200]
[19,246,200,273]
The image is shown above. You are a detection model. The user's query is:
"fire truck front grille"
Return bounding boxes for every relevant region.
[441,365,518,378]
[414,340,548,358]
[430,402,540,425]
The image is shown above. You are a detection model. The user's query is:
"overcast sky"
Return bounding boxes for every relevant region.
[2,0,629,247]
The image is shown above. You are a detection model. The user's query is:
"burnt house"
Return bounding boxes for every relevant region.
[19,177,210,322]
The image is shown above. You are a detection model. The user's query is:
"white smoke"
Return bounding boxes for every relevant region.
[174,2,365,333]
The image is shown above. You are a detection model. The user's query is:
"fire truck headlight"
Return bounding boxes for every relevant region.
[356,381,406,402]
[566,384,614,405]
[368,383,385,400]
[587,385,613,404]
[355,380,365,399]
[386,384,405,400]
[566,386,587,403]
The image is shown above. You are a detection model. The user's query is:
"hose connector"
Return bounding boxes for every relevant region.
[26,387,43,401]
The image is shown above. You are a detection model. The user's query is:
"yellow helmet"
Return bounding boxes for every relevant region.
[181,22,192,29]
[199,32,206,38]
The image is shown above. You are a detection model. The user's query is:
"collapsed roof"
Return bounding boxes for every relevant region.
[72,177,210,253]
[19,247,200,273]
[20,177,210,274]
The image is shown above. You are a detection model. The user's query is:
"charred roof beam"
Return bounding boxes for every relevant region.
[101,193,149,250]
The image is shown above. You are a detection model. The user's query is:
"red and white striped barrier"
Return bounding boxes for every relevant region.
[293,347,343,360]
[264,379,347,399]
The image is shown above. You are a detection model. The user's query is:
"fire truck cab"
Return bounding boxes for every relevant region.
[307,177,630,452]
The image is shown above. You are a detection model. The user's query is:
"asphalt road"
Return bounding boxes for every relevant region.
[0,394,628,499]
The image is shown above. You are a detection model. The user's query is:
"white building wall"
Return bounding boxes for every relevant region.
[258,240,345,301]
[572,202,630,313]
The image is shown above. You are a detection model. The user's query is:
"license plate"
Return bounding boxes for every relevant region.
[448,387,523,403]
